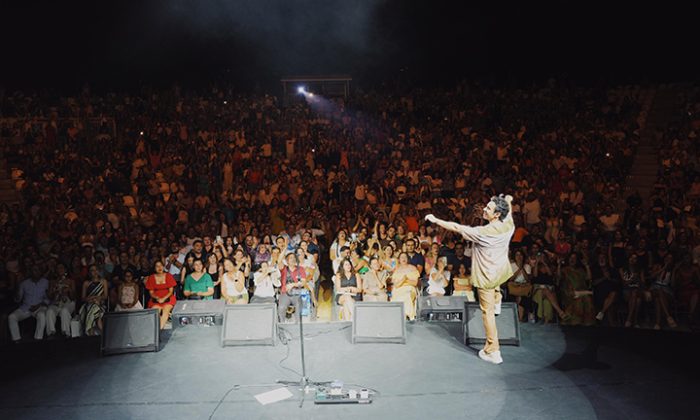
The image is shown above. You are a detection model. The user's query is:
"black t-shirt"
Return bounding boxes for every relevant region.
[111,264,138,283]
[186,250,208,264]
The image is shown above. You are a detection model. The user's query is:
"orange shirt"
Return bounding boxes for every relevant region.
[512,226,529,243]
[405,216,419,233]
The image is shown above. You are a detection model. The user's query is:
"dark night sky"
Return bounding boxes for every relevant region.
[1,1,697,91]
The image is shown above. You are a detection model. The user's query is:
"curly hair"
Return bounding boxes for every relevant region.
[490,194,510,221]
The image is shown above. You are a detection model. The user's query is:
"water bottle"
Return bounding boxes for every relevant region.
[300,289,310,316]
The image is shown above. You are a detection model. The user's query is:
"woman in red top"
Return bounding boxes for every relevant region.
[145,261,177,329]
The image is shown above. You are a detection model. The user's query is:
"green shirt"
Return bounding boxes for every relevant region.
[184,273,214,300]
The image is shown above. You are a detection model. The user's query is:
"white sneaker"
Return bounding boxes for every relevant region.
[494,302,502,316]
[478,349,503,365]
[595,311,605,321]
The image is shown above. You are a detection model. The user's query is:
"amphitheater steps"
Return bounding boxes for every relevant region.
[626,86,682,206]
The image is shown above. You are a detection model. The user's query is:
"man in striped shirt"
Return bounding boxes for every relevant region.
[426,194,514,364]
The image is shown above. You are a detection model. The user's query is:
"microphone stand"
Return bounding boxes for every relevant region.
[277,281,329,408]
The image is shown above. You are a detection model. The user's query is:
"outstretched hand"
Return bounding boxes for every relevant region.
[425,214,438,223]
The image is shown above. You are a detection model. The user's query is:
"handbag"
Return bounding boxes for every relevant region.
[508,282,533,297]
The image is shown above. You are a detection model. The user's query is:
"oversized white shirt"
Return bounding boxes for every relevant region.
[253,268,281,298]
[456,214,515,289]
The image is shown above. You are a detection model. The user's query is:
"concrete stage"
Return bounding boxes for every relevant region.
[1,321,698,420]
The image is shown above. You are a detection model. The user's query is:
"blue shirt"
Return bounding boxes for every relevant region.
[408,253,426,276]
[18,277,50,311]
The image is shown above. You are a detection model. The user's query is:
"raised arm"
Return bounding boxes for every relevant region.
[425,214,468,235]
[503,195,514,224]
[425,214,480,243]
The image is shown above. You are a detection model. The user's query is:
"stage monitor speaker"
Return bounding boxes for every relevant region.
[463,302,521,346]
[221,304,276,347]
[101,309,160,356]
[419,295,472,322]
[172,299,225,329]
[352,302,406,344]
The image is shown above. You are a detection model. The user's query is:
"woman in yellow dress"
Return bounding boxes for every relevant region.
[451,262,475,301]
[390,252,420,320]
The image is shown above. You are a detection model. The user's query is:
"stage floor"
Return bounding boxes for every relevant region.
[1,321,698,420]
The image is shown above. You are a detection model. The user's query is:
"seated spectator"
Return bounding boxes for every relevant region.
[183,259,214,300]
[531,256,568,323]
[278,253,308,322]
[251,261,281,304]
[253,243,271,269]
[179,255,196,299]
[554,231,572,259]
[46,262,76,337]
[8,265,49,342]
[144,261,177,329]
[350,247,370,275]
[619,254,645,328]
[590,253,619,324]
[333,258,362,320]
[507,249,533,322]
[221,258,248,304]
[558,253,595,326]
[296,247,319,307]
[109,251,137,308]
[451,263,474,300]
[115,270,143,311]
[544,207,563,245]
[330,230,350,272]
[674,254,700,325]
[649,254,677,329]
[269,246,284,270]
[427,257,450,297]
[79,264,109,336]
[380,244,397,272]
[599,205,621,234]
[390,252,420,320]
[206,252,221,299]
[361,257,389,302]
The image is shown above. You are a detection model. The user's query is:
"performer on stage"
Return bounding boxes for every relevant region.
[426,194,514,364]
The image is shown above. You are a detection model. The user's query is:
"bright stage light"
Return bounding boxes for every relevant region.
[297,86,306,94]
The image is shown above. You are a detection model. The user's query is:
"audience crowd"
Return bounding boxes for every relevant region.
[1,80,698,343]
